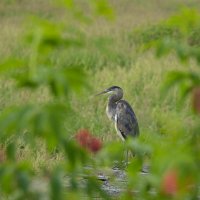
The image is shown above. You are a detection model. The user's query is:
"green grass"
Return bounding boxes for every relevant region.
[0,0,199,171]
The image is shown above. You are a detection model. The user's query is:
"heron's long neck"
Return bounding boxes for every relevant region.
[109,90,123,104]
[106,91,123,121]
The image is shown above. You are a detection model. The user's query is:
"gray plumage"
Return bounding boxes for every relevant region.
[96,86,139,141]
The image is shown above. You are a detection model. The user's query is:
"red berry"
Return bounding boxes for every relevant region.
[75,129,91,148]
[75,129,102,154]
[88,137,102,153]
[162,169,178,196]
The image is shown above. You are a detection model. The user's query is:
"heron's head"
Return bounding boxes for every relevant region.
[96,86,123,96]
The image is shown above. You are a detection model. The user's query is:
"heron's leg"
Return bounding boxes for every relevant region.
[122,148,129,168]
[125,148,136,167]
[121,141,131,168]
[112,144,125,170]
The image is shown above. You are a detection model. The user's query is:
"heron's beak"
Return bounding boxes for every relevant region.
[95,90,108,96]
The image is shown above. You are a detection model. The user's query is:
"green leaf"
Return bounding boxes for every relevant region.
[0,58,27,74]
[6,142,16,161]
[16,171,30,193]
[91,0,114,20]
[178,82,194,106]
[0,103,71,151]
[166,8,200,34]
[161,70,200,96]
[85,176,110,199]
[50,169,63,200]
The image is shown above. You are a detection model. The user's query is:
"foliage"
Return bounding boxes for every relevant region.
[0,0,115,199]
[131,8,200,53]
[126,7,200,200]
[0,1,200,200]
[132,8,200,103]
[130,24,180,49]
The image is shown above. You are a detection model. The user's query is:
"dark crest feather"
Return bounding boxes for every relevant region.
[107,86,121,91]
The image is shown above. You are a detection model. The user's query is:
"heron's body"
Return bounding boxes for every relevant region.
[97,86,139,141]
[115,100,139,140]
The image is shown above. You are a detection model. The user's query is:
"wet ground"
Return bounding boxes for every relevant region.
[98,167,127,196]
[31,166,149,199]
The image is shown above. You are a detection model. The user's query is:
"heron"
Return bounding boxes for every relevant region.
[96,86,139,166]
[96,86,139,141]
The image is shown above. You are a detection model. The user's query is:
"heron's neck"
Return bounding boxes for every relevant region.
[106,92,123,121]
[108,91,123,105]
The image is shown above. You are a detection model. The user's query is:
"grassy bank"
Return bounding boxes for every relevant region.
[0,0,198,171]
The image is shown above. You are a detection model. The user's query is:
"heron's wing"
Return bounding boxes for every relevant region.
[115,100,139,139]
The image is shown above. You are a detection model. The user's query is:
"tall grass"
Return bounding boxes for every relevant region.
[0,0,198,170]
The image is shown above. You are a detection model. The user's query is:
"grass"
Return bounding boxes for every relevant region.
[0,0,199,171]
